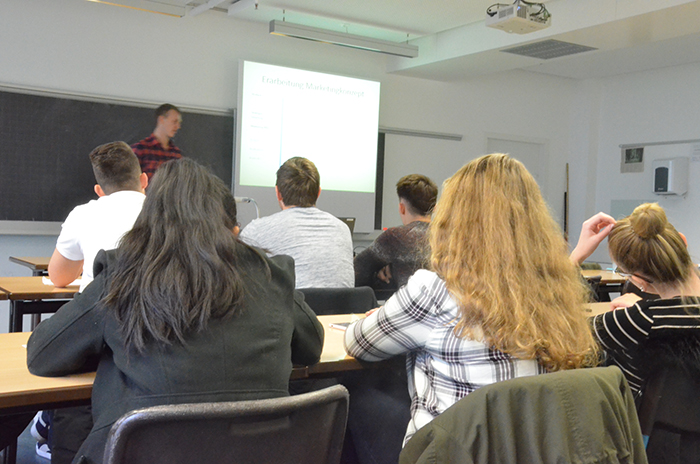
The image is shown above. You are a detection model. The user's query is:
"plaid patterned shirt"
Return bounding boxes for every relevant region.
[344,270,543,445]
[131,134,182,180]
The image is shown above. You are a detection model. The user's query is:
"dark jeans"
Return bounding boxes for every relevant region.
[0,412,34,449]
[51,406,93,464]
[339,359,411,464]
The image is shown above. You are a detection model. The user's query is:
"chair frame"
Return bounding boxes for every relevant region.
[103,384,349,464]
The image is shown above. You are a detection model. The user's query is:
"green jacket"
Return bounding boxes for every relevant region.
[400,366,648,464]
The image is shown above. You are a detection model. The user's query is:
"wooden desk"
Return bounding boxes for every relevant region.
[0,277,79,333]
[0,290,7,301]
[580,270,627,285]
[0,314,365,414]
[0,332,94,415]
[584,302,612,317]
[8,257,50,277]
[581,270,627,302]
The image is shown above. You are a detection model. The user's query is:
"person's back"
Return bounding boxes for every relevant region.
[49,141,147,292]
[28,159,324,464]
[590,203,700,397]
[242,207,353,288]
[354,174,437,290]
[345,154,599,447]
[239,157,353,288]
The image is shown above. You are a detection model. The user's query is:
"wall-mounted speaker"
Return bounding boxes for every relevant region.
[652,157,689,195]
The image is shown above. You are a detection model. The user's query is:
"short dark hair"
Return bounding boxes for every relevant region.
[89,141,143,195]
[396,174,438,216]
[155,103,181,121]
[275,157,320,207]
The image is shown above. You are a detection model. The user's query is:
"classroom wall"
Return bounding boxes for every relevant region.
[8,1,699,330]
[582,62,700,264]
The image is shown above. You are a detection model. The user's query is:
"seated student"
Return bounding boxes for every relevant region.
[239,157,354,288]
[49,141,148,292]
[354,174,437,292]
[344,154,599,446]
[578,203,700,398]
[34,141,147,461]
[27,158,324,464]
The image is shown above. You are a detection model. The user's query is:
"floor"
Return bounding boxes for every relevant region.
[0,423,49,464]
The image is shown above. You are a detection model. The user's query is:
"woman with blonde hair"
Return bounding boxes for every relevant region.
[344,153,599,445]
[589,202,700,398]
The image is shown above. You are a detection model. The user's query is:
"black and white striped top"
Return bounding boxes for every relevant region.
[592,297,700,397]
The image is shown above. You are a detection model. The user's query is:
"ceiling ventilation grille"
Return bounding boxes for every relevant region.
[501,39,597,60]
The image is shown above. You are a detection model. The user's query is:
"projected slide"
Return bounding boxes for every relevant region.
[239,61,380,193]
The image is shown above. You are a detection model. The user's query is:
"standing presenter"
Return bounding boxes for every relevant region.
[132,103,182,180]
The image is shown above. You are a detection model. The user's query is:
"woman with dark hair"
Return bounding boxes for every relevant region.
[27,158,324,464]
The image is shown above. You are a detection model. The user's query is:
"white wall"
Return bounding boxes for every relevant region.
[0,0,603,331]
[586,62,700,264]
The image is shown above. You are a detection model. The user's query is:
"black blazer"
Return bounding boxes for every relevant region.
[27,247,324,464]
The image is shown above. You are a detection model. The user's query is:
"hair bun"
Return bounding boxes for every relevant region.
[630,203,667,239]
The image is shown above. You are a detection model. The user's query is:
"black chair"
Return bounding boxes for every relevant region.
[103,385,349,464]
[300,287,378,316]
[636,335,700,464]
[400,366,648,464]
[585,274,603,302]
[638,365,700,464]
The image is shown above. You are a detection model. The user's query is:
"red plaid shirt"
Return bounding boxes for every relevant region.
[131,134,182,180]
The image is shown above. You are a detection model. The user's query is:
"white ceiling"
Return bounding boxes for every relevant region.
[127,0,700,81]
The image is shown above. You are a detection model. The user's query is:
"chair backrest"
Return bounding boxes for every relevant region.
[584,274,602,302]
[103,384,350,464]
[400,366,648,464]
[300,287,378,315]
[636,339,700,462]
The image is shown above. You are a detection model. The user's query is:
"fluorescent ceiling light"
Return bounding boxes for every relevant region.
[269,20,418,58]
[85,0,185,17]
[190,0,228,17]
[228,0,258,16]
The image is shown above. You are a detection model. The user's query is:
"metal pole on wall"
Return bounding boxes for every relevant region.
[564,163,569,242]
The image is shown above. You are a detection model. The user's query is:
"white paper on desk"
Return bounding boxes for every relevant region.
[42,277,82,287]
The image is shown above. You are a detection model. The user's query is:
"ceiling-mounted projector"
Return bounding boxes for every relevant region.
[486,1,551,34]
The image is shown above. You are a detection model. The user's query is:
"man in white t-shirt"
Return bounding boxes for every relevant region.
[49,141,147,292]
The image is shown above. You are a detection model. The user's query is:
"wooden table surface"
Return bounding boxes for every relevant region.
[0,305,614,413]
[580,270,627,285]
[0,332,94,413]
[9,257,50,272]
[0,314,365,412]
[584,301,613,317]
[0,290,7,301]
[0,276,79,300]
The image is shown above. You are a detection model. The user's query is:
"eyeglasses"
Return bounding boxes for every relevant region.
[615,267,654,284]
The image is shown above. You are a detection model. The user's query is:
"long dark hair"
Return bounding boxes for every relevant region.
[105,158,261,352]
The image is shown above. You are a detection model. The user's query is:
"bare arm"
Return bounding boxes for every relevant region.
[570,212,616,266]
[48,248,83,287]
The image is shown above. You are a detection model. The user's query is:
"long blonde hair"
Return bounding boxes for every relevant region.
[609,202,692,284]
[429,154,598,371]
